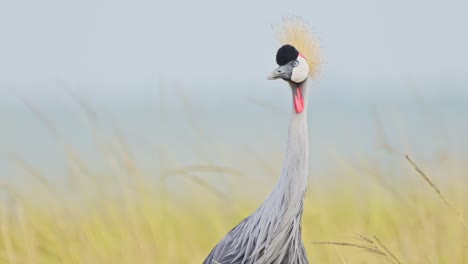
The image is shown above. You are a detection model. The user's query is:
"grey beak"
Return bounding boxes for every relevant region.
[267,67,283,80]
[266,64,292,80]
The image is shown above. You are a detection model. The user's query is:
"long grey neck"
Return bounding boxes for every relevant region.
[261,79,310,219]
[237,80,310,263]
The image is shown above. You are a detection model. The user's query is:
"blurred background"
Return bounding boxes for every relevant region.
[0,0,467,263]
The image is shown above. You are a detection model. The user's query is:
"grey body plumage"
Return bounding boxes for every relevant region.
[204,78,310,264]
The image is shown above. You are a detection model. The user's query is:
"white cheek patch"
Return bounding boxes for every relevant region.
[291,56,309,83]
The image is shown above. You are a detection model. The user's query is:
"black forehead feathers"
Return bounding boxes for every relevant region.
[276,44,299,66]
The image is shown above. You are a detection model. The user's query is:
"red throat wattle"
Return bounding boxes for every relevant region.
[294,87,304,113]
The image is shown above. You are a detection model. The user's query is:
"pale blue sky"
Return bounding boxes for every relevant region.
[0,0,467,100]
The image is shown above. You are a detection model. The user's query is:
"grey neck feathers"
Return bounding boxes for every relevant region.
[253,79,310,263]
[264,79,309,217]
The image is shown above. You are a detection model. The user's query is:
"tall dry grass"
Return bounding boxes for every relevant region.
[0,93,467,263]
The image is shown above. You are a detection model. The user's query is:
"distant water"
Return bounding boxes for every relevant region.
[1,83,467,183]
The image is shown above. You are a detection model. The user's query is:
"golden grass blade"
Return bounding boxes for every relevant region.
[406,154,468,229]
[14,94,62,141]
[373,235,402,264]
[311,241,385,256]
[312,235,404,264]
[10,155,57,196]
[1,204,16,264]
[166,165,247,179]
[334,245,347,264]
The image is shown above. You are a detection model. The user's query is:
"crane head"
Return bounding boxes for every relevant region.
[267,44,309,83]
[266,17,321,114]
[267,17,320,83]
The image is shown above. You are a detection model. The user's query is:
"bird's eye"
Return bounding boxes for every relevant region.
[292,61,299,67]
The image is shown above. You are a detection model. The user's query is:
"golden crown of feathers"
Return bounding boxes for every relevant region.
[274,17,322,78]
